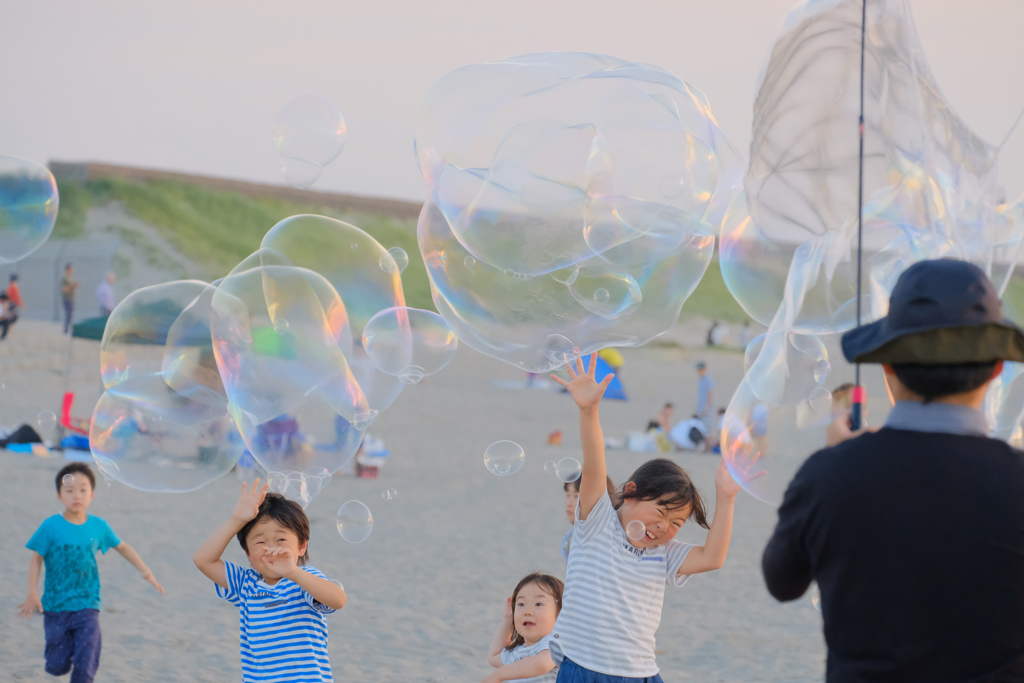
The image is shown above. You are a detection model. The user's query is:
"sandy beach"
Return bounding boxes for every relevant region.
[0,318,832,682]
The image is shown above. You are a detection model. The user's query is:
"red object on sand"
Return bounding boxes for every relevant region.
[61,392,90,435]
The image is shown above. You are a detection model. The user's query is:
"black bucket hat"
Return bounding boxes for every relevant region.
[841,259,1024,365]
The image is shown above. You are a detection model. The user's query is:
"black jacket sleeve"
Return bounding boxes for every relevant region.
[762,457,817,601]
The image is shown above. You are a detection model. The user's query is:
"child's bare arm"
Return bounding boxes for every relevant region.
[285,566,347,610]
[551,353,613,521]
[482,651,556,683]
[16,552,44,620]
[486,598,514,667]
[678,460,743,575]
[114,542,165,593]
[193,480,268,589]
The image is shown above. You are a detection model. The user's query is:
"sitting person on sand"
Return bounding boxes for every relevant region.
[194,481,346,683]
[18,463,164,683]
[485,573,564,683]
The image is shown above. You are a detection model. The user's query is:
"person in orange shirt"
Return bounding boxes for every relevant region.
[6,274,23,309]
[2,274,22,339]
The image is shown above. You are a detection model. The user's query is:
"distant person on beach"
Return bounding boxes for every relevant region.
[3,273,23,338]
[485,573,563,683]
[763,260,1024,681]
[194,481,346,682]
[705,320,719,346]
[61,263,79,334]
[17,463,164,683]
[561,474,616,562]
[95,272,116,317]
[7,272,23,310]
[0,291,17,340]
[695,361,714,426]
[548,354,758,679]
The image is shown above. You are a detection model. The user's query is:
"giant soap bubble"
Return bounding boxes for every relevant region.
[211,248,372,477]
[0,156,58,264]
[720,0,1024,504]
[91,281,244,491]
[415,52,745,371]
[261,214,408,413]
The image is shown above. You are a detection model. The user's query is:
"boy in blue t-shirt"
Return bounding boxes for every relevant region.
[17,463,164,683]
[194,479,347,682]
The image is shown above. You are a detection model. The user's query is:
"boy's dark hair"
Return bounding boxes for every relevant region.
[616,458,709,529]
[506,572,564,652]
[891,362,997,403]
[56,463,96,492]
[237,493,311,564]
[564,475,616,501]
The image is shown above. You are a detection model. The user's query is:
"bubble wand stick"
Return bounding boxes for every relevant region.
[851,0,868,431]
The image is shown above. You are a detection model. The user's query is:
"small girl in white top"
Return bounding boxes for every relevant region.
[484,572,564,683]
[548,354,762,681]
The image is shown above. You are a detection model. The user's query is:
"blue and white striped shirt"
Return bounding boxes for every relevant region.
[217,561,336,683]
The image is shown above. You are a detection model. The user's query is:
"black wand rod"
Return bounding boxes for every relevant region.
[851,0,868,431]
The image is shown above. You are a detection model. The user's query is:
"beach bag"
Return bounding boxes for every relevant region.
[688,426,705,445]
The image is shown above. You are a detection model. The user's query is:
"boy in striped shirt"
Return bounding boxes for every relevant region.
[194,480,347,682]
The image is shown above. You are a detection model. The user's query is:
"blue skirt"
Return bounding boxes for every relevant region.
[556,657,665,683]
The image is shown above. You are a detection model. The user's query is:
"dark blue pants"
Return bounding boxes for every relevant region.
[557,658,665,683]
[44,609,101,683]
[63,299,74,334]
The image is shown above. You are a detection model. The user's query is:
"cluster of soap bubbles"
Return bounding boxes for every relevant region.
[91,213,455,504]
[719,0,1024,505]
[483,440,525,476]
[0,156,58,264]
[415,52,745,372]
[273,96,347,189]
[336,500,373,543]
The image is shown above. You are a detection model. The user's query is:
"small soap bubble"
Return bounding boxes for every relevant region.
[380,247,409,275]
[544,460,556,473]
[37,410,56,433]
[351,242,358,249]
[811,583,822,612]
[484,440,525,476]
[62,473,76,487]
[808,386,833,412]
[813,359,831,385]
[593,288,610,304]
[464,256,476,269]
[626,519,646,541]
[273,95,346,166]
[555,457,582,483]
[280,158,321,189]
[273,318,290,335]
[381,488,397,500]
[336,501,373,543]
[503,269,515,278]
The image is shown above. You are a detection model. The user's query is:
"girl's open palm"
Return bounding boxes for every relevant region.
[233,479,269,522]
[551,353,614,410]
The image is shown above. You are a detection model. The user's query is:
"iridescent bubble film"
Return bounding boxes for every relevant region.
[362,306,458,384]
[415,52,745,372]
[336,500,373,543]
[483,440,525,476]
[0,156,58,264]
[721,0,1024,504]
[91,280,244,492]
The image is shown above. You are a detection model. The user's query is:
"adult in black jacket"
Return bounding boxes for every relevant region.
[763,259,1024,682]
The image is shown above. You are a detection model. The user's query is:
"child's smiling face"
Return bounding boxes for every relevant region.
[244,518,308,582]
[618,495,691,549]
[513,581,559,647]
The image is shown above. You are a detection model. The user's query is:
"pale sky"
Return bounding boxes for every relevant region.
[1,0,1022,203]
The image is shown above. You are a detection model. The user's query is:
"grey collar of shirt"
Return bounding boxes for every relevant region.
[884,400,988,436]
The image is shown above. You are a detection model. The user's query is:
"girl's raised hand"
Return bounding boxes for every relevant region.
[232,479,269,523]
[716,442,766,498]
[551,353,614,411]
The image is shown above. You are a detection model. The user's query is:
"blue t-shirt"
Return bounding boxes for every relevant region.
[26,514,121,612]
[697,375,714,414]
[216,560,337,683]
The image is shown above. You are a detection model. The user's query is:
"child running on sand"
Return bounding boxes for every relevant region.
[549,354,760,680]
[485,573,564,683]
[194,480,346,682]
[560,475,615,561]
[17,463,164,683]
